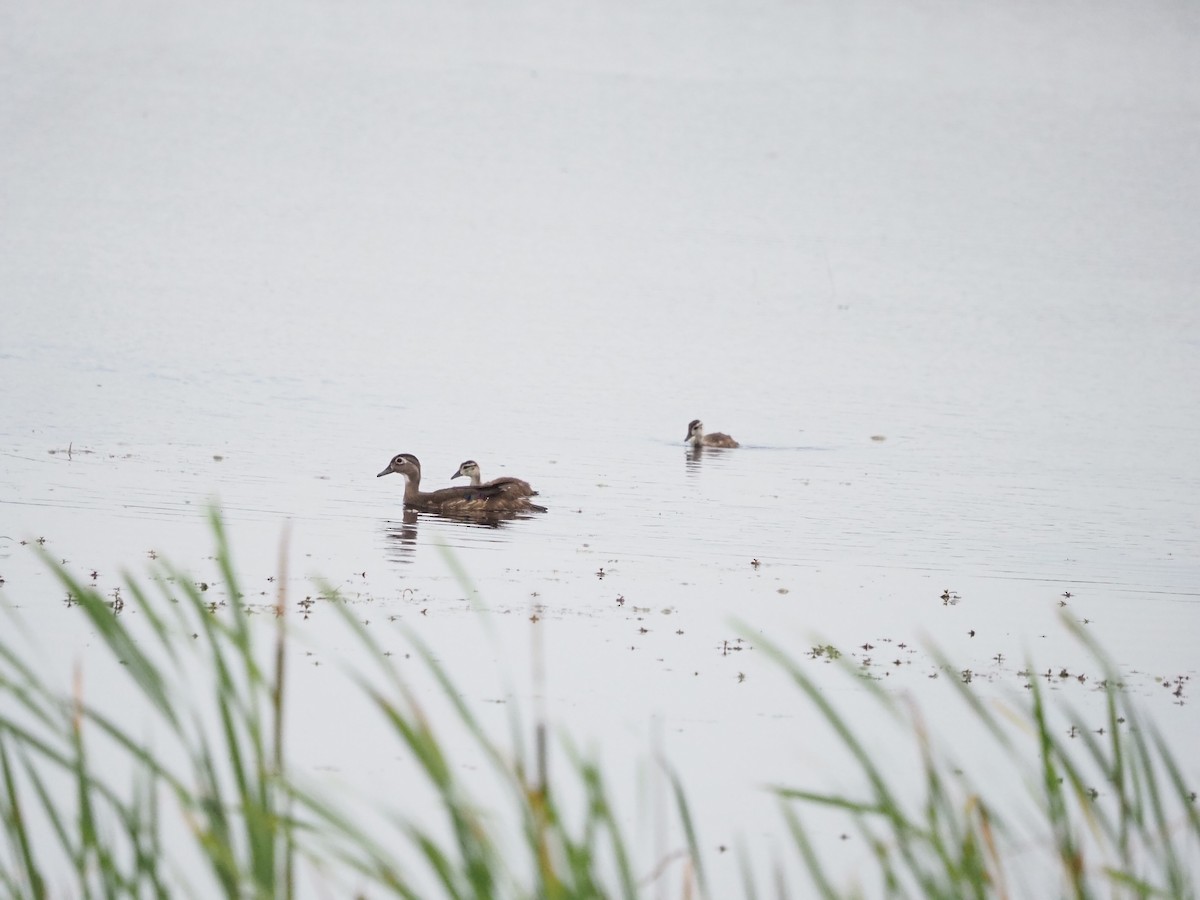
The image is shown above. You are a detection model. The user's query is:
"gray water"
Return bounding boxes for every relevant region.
[2,0,1198,895]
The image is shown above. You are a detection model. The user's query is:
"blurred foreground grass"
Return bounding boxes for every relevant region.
[0,511,1195,898]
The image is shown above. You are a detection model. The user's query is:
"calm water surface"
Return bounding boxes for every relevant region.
[2,0,1198,894]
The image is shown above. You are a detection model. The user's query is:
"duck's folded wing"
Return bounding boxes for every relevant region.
[425,483,510,503]
[483,477,537,497]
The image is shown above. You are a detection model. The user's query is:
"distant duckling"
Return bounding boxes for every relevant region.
[377,453,546,514]
[685,419,739,448]
[451,459,538,498]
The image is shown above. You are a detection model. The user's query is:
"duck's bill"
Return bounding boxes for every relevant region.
[377,467,393,477]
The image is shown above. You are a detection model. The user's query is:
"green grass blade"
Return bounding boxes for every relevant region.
[0,734,47,899]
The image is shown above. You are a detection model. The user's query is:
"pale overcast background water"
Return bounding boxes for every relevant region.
[2,0,1198,895]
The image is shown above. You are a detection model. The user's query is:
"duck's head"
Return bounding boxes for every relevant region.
[377,453,421,481]
[685,419,703,442]
[451,460,480,481]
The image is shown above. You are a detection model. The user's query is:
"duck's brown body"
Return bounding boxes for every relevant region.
[451,460,538,498]
[378,453,546,514]
[686,419,739,448]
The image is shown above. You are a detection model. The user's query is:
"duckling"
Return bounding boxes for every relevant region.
[686,419,740,448]
[451,459,538,497]
[377,453,547,514]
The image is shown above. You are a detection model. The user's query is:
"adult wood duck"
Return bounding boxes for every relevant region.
[450,459,538,498]
[685,419,740,448]
[377,453,547,514]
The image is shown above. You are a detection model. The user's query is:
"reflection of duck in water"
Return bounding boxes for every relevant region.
[450,459,538,498]
[379,502,516,564]
[685,419,739,449]
[377,453,547,515]
[381,509,420,563]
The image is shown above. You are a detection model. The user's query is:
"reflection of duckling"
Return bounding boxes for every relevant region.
[685,419,739,448]
[450,460,537,497]
[377,454,547,514]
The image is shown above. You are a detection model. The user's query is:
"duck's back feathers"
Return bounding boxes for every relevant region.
[484,476,538,497]
[702,431,739,448]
